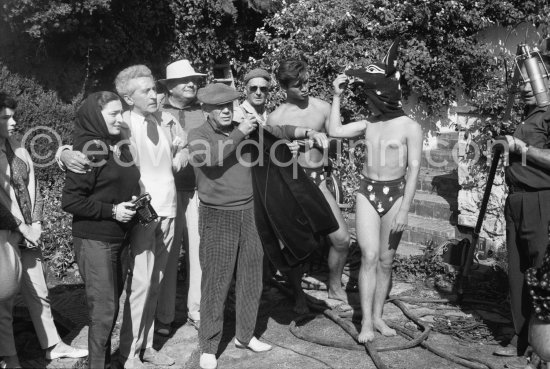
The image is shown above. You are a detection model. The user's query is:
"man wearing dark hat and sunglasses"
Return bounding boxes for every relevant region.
[188,83,329,369]
[233,68,271,126]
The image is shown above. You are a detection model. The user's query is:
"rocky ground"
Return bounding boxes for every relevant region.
[7,243,535,369]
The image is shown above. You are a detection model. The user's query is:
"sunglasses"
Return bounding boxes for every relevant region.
[248,86,268,93]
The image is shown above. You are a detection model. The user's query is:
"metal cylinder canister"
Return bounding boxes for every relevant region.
[523,56,550,107]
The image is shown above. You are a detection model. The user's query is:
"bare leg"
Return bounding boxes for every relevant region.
[372,198,403,337]
[319,181,350,303]
[356,193,381,343]
[289,265,310,314]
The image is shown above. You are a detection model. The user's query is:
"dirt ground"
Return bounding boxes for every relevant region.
[10,258,535,369]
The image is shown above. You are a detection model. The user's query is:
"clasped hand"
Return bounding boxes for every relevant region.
[114,197,137,223]
[238,115,258,135]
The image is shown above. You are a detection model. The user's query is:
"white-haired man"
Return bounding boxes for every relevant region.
[55,66,185,368]
[115,65,185,368]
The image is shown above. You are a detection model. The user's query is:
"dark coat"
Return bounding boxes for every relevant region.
[250,128,339,271]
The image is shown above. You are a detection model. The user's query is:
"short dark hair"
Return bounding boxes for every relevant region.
[96,91,121,110]
[276,60,308,88]
[0,92,17,111]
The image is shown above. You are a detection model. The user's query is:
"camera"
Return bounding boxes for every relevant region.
[132,193,158,225]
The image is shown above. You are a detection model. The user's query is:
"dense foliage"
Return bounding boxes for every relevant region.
[0,0,278,276]
[1,0,550,276]
[0,0,277,98]
[247,0,550,206]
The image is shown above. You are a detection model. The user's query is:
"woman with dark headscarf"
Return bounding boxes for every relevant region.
[62,91,140,369]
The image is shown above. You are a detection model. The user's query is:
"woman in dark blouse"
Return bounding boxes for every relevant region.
[62,91,140,369]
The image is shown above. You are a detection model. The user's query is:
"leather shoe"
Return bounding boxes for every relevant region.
[141,348,175,366]
[187,318,200,330]
[235,337,272,353]
[45,342,88,360]
[199,353,217,369]
[493,344,517,357]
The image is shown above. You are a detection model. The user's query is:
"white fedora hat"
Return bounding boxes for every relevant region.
[158,60,206,84]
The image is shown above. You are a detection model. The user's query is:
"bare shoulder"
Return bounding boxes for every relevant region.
[267,104,288,126]
[397,116,421,133]
[309,96,331,113]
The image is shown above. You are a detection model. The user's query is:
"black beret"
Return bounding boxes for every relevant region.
[197,83,241,105]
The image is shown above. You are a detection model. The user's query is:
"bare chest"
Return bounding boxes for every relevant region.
[278,107,326,131]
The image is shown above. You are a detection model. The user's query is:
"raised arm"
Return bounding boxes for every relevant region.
[170,120,189,172]
[263,124,328,149]
[188,126,247,167]
[328,74,367,138]
[506,134,550,169]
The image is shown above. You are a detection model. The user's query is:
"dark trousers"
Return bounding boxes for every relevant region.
[198,206,264,354]
[74,237,128,369]
[505,190,550,353]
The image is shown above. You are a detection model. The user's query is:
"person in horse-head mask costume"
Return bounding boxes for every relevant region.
[327,38,423,343]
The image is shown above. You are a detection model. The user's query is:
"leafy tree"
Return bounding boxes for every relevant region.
[0,0,278,98]
[0,0,280,276]
[247,0,550,207]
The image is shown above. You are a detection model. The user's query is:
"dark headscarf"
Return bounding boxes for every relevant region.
[73,92,124,162]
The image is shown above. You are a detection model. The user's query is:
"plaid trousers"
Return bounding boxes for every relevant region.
[198,205,264,354]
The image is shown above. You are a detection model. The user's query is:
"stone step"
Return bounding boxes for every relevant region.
[396,241,426,257]
[402,213,458,245]
[410,191,458,221]
[421,148,458,171]
[416,168,460,197]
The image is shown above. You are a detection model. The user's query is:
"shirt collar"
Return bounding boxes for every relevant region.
[241,100,267,122]
[129,110,147,125]
[162,95,200,111]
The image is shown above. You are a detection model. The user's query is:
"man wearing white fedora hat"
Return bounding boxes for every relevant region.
[156,59,206,335]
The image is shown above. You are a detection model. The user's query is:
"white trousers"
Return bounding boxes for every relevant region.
[0,231,60,356]
[119,217,174,360]
[157,190,201,323]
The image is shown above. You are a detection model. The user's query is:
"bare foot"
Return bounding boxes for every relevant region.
[327,285,348,303]
[293,294,310,314]
[358,321,375,343]
[374,318,397,337]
